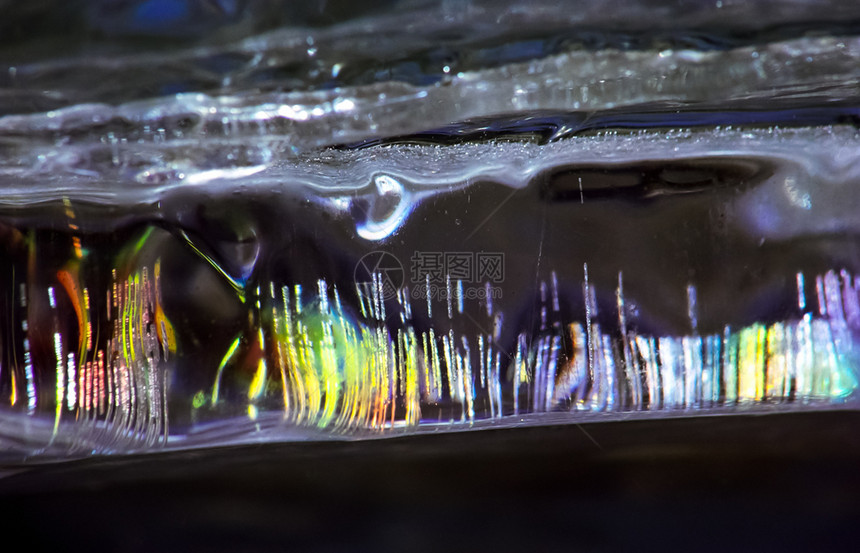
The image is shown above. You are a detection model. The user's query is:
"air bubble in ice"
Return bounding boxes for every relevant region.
[355,174,414,241]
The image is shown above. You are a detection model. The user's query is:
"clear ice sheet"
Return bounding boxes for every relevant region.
[1,1,860,461]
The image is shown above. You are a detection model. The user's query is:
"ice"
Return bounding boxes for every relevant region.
[1,1,860,461]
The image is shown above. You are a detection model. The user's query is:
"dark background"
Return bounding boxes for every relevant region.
[2,411,859,551]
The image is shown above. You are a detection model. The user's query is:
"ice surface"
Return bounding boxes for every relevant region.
[1,1,860,461]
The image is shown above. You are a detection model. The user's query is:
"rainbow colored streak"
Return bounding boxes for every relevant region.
[203,268,858,436]
[5,227,859,454]
[266,281,421,431]
[27,230,175,451]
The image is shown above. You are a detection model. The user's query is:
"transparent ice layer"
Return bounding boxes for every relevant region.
[1,1,859,461]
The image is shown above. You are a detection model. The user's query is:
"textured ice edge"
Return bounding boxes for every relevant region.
[0,125,859,206]
[10,406,860,464]
[3,402,858,463]
[1,34,859,190]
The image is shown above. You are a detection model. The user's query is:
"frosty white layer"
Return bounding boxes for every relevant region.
[1,125,859,248]
[0,125,860,207]
[1,33,859,190]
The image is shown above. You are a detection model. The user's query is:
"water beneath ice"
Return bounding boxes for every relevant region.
[1,0,860,460]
